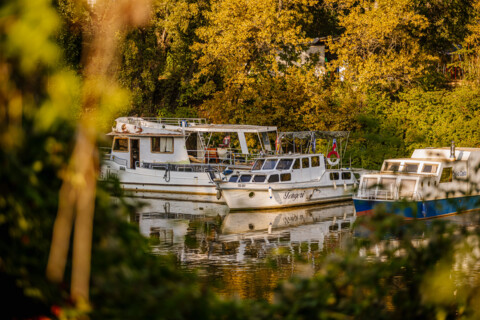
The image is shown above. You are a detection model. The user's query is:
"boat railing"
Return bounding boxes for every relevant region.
[187,148,265,167]
[140,162,227,173]
[127,117,207,126]
[111,155,128,167]
[357,189,423,201]
[357,189,396,200]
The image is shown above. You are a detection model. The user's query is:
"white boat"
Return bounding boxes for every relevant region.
[215,152,361,210]
[101,117,277,203]
[353,143,480,219]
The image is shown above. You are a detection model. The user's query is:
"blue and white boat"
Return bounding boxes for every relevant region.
[353,144,480,219]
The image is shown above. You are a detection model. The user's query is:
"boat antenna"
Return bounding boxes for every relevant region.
[450,140,456,160]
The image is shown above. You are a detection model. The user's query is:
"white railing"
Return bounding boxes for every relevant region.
[125,117,207,126]
[111,155,127,166]
[356,189,423,201]
[187,148,267,167]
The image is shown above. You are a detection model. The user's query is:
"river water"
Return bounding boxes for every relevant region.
[131,198,480,301]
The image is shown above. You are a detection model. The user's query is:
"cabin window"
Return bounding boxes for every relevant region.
[113,138,129,152]
[329,172,340,180]
[399,179,416,198]
[252,159,265,171]
[302,158,310,168]
[380,178,396,193]
[292,159,301,169]
[151,137,174,153]
[404,163,419,173]
[422,164,438,173]
[440,167,453,183]
[354,173,361,180]
[276,159,294,170]
[239,175,252,183]
[229,175,239,182]
[362,178,378,191]
[383,162,400,172]
[262,159,278,170]
[311,156,320,167]
[341,172,351,180]
[268,174,280,183]
[253,175,266,183]
[280,173,291,182]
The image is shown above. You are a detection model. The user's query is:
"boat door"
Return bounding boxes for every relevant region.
[130,139,140,169]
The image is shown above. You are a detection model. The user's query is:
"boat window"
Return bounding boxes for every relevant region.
[362,178,378,190]
[113,138,129,152]
[383,162,400,172]
[380,178,396,192]
[330,172,340,180]
[268,174,280,183]
[422,164,438,174]
[292,159,301,169]
[280,173,291,182]
[302,158,310,168]
[276,158,294,170]
[440,167,453,183]
[403,163,419,173]
[341,172,351,180]
[354,173,361,180]
[399,179,416,198]
[252,159,265,171]
[229,175,239,182]
[311,156,320,167]
[151,137,174,153]
[262,159,278,170]
[253,175,266,183]
[239,175,252,183]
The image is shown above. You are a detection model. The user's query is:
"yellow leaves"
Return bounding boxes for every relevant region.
[35,70,82,131]
[326,0,433,90]
[2,0,61,73]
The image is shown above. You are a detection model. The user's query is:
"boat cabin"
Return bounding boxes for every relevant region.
[226,154,357,184]
[107,117,278,169]
[357,147,480,201]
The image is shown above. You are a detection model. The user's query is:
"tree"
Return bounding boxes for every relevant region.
[325,0,436,91]
[192,0,321,126]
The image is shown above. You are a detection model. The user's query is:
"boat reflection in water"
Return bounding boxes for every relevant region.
[133,198,356,300]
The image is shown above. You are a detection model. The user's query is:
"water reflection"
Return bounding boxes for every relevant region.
[133,198,356,300]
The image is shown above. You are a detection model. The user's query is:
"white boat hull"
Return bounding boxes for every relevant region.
[101,160,224,203]
[220,182,354,210]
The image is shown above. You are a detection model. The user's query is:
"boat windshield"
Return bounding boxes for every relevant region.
[276,158,294,170]
[252,159,265,171]
[262,159,278,170]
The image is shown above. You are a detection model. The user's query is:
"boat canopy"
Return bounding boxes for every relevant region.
[280,131,349,139]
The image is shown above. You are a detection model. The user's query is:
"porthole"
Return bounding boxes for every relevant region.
[249,192,255,198]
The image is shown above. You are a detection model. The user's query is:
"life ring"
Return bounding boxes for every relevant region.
[327,151,340,166]
[327,138,340,166]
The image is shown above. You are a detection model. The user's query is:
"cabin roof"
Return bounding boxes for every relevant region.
[107,132,184,137]
[411,148,480,161]
[185,124,277,133]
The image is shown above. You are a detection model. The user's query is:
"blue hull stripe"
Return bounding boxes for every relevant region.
[353,195,480,219]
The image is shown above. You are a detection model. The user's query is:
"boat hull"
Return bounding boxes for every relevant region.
[101,161,224,203]
[221,184,353,210]
[353,195,480,219]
